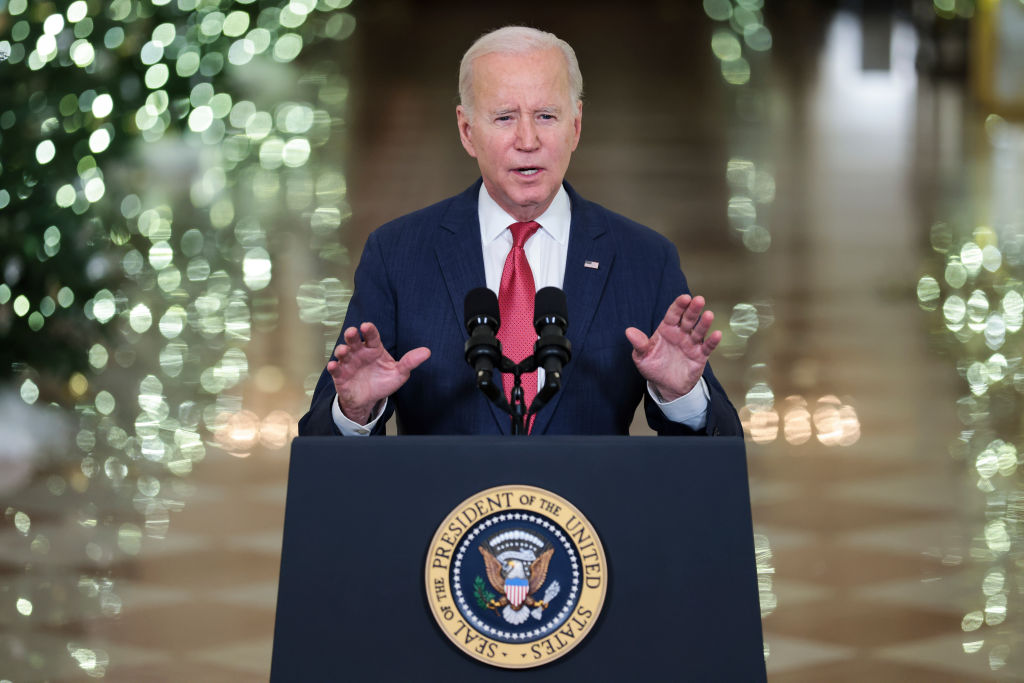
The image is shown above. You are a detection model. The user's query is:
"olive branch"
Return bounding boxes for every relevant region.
[473,576,496,609]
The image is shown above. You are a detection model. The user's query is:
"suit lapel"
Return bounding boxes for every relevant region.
[531,184,615,435]
[434,182,511,435]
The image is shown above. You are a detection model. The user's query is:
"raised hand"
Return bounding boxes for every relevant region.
[624,294,721,402]
[327,322,431,425]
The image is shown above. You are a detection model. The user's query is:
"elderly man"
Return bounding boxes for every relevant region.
[299,26,741,436]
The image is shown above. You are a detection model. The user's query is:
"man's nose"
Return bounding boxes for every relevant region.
[514,118,540,151]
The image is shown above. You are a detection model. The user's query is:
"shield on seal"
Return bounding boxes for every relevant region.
[505,577,529,607]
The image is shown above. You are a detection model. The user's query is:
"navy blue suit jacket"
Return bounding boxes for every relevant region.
[299,181,742,437]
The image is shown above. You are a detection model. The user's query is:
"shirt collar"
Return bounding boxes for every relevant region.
[478,183,571,246]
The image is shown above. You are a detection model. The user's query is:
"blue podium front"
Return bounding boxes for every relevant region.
[271,436,764,681]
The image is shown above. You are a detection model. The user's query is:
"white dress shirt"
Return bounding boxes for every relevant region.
[333,185,710,434]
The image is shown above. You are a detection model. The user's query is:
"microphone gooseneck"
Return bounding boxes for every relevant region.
[463,287,503,404]
[530,287,572,414]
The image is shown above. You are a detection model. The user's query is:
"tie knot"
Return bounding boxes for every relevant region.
[509,221,540,249]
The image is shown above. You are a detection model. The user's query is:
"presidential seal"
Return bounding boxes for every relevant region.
[425,485,607,669]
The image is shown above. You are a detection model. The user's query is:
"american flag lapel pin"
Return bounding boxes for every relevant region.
[584,260,599,269]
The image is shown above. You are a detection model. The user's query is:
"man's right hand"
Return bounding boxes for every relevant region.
[327,322,431,425]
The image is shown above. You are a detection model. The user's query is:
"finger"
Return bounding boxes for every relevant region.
[326,347,348,378]
[624,327,651,354]
[679,295,706,331]
[396,346,431,373]
[660,294,692,328]
[702,329,722,355]
[342,325,363,347]
[360,322,382,348]
[691,310,715,340]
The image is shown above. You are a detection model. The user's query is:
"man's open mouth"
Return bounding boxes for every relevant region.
[515,168,540,176]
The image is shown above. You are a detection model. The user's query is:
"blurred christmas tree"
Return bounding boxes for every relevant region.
[0,0,354,404]
[0,1,355,677]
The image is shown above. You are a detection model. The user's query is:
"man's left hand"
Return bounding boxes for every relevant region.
[625,294,722,402]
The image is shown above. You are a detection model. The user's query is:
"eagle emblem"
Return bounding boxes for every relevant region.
[427,486,607,668]
[476,528,561,625]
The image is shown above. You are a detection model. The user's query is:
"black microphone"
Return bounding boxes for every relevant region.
[464,287,503,403]
[530,287,571,413]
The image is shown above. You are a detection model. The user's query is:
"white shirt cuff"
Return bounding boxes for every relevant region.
[647,377,709,430]
[331,397,387,436]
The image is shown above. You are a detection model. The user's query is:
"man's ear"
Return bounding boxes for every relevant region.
[456,105,477,158]
[571,100,583,152]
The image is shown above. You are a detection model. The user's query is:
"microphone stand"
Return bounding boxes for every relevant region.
[478,354,551,436]
[501,356,537,435]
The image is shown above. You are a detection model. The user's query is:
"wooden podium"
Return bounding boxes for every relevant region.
[271,436,765,680]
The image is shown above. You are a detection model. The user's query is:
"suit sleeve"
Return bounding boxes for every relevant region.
[298,231,397,436]
[642,244,743,437]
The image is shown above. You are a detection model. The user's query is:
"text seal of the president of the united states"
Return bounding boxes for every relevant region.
[425,485,607,668]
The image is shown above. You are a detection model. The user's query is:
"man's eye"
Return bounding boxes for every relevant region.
[496,115,512,122]
[538,114,555,120]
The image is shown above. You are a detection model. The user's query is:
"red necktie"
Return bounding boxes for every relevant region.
[497,221,541,428]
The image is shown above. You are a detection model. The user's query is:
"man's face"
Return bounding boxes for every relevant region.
[457,48,582,222]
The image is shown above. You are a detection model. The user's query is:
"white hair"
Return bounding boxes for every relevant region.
[458,26,583,118]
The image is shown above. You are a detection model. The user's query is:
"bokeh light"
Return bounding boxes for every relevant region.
[0,0,353,676]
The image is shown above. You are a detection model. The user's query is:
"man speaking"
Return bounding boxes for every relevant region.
[299,26,741,437]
